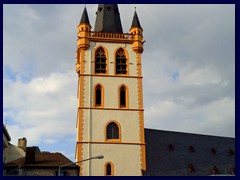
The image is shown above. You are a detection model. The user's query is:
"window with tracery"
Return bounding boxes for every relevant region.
[95,47,107,73]
[116,48,127,74]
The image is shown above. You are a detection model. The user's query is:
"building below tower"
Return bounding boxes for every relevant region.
[144,128,235,176]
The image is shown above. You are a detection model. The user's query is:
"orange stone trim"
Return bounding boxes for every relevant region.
[87,31,134,44]
[136,52,146,172]
[76,48,86,176]
[77,141,146,145]
[78,107,144,111]
[77,73,143,79]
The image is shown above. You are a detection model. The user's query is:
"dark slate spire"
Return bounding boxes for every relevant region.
[131,10,142,30]
[80,7,90,25]
[94,4,123,33]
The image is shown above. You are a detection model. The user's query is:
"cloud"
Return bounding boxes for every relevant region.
[3,4,235,161]
[3,70,78,147]
[141,4,235,137]
[145,97,235,137]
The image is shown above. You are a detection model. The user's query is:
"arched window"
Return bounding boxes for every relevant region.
[95,84,103,107]
[119,85,127,108]
[105,162,114,176]
[95,47,107,74]
[106,122,119,139]
[116,48,127,75]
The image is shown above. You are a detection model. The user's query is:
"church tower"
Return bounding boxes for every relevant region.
[75,4,146,176]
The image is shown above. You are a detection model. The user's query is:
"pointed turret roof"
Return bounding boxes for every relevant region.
[94,4,123,33]
[131,11,142,30]
[80,7,90,25]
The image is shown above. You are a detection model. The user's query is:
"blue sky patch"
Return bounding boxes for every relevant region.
[171,70,180,81]
[3,65,17,81]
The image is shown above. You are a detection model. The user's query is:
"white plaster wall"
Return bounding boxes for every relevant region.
[83,48,91,75]
[83,75,140,108]
[82,109,141,143]
[83,77,90,107]
[83,42,140,108]
[78,40,143,176]
[81,143,142,176]
[94,77,139,108]
[81,40,142,142]
[82,109,90,142]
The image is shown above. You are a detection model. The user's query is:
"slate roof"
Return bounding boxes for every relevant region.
[131,11,142,30]
[5,152,78,168]
[144,128,235,176]
[80,7,90,25]
[94,4,123,33]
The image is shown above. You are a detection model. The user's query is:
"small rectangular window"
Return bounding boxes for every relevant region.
[120,90,126,107]
[107,164,111,175]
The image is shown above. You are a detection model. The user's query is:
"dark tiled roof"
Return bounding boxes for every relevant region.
[144,128,235,176]
[5,152,78,168]
[94,4,123,33]
[80,7,90,25]
[3,124,11,141]
[131,11,142,30]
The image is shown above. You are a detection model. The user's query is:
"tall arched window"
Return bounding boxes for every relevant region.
[95,84,103,107]
[116,48,127,75]
[106,122,119,140]
[119,85,127,108]
[95,47,107,74]
[105,162,114,176]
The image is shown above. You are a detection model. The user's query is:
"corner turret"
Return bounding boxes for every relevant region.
[130,10,145,53]
[76,7,91,73]
[77,7,91,50]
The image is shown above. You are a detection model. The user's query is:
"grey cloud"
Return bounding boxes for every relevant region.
[3,4,235,162]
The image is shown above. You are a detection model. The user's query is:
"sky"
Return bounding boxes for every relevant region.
[3,4,235,161]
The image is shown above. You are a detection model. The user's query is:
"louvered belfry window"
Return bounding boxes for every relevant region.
[95,47,106,73]
[116,48,127,74]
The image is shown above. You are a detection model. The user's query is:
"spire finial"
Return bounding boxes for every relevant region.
[134,7,136,12]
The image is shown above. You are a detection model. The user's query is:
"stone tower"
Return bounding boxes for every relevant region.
[75,4,146,176]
